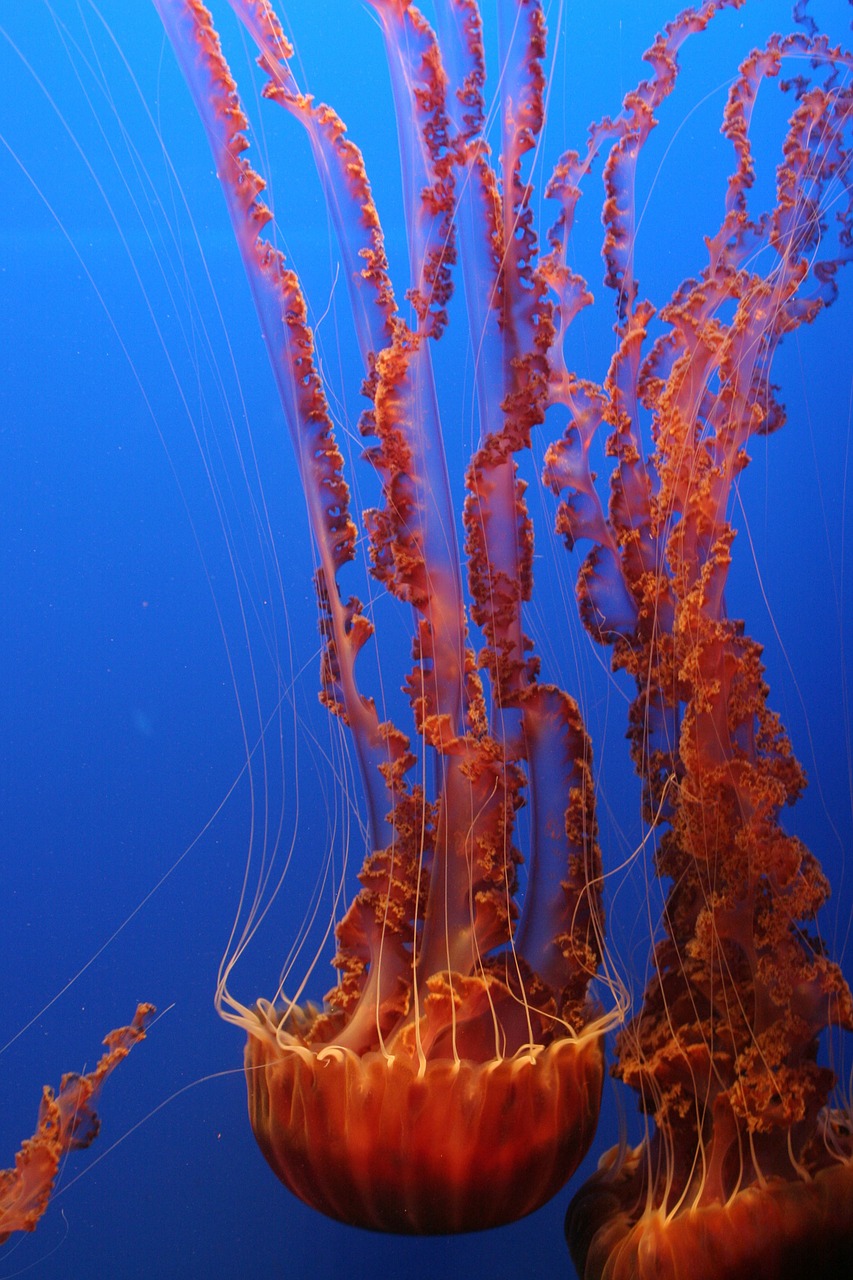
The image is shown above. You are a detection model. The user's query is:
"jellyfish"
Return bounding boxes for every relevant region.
[151,0,853,1259]
[153,0,611,1235]
[545,13,853,1280]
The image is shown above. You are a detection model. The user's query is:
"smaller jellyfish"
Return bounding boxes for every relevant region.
[1,1004,153,1245]
[548,13,853,1280]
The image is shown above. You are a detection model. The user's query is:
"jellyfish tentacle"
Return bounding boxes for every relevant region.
[153,2,414,1042]
[515,684,602,1010]
[1,1005,153,1246]
[226,0,397,364]
[434,0,605,996]
[361,0,551,995]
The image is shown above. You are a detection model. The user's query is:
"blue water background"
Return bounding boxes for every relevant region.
[1,2,850,1277]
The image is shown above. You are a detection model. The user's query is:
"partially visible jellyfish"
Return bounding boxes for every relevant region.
[1,1006,152,1246]
[552,15,853,1280]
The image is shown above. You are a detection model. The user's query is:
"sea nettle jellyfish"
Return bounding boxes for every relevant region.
[155,0,609,1236]
[152,0,853,1264]
[554,12,853,1280]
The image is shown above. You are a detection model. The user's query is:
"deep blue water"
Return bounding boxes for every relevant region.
[0,2,850,1277]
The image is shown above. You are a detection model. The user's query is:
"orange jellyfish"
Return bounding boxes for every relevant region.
[544,14,853,1280]
[1,1006,152,1247]
[153,0,607,1234]
[151,0,852,1260]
